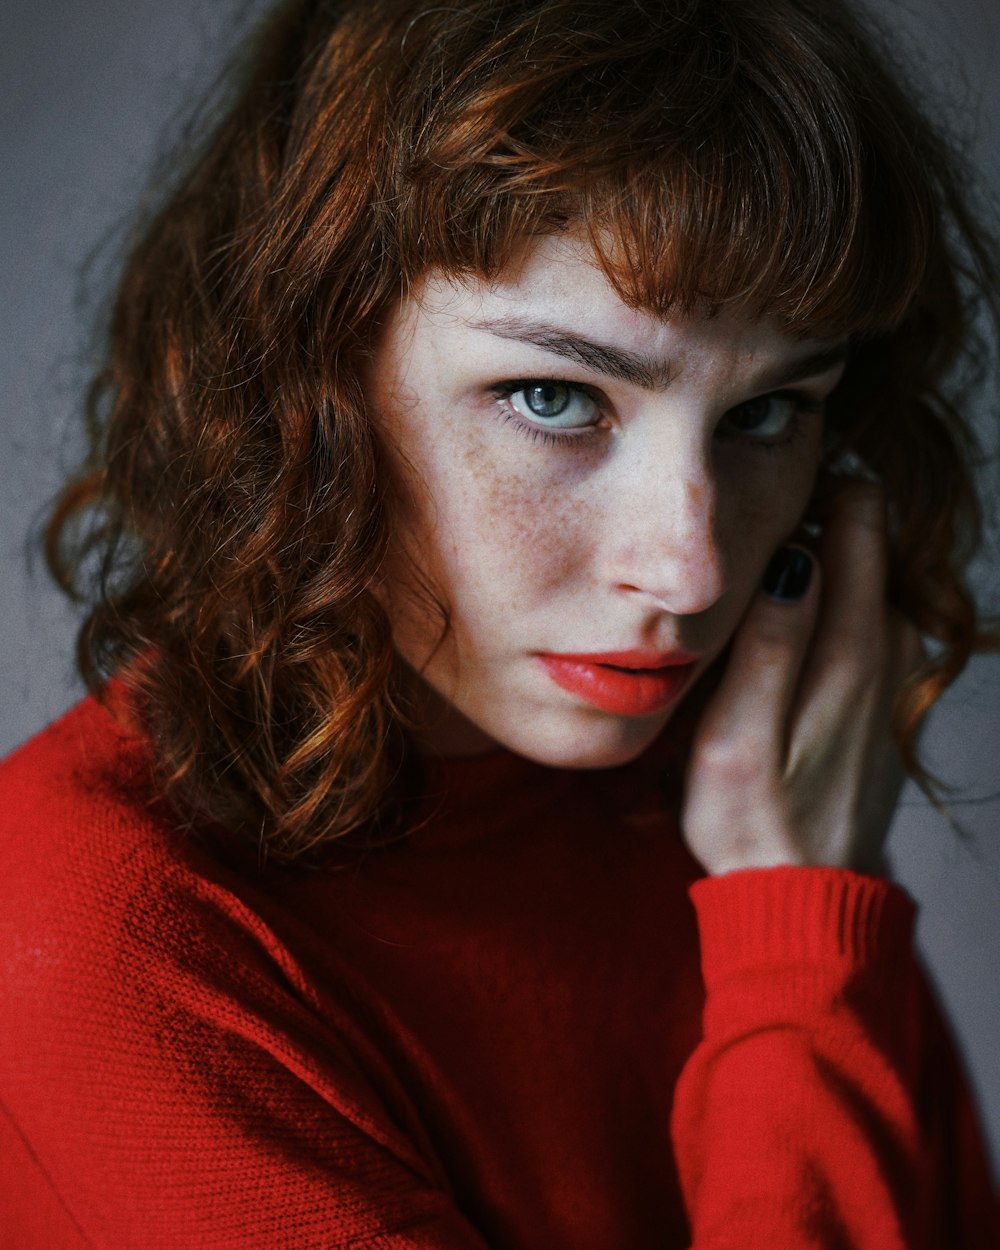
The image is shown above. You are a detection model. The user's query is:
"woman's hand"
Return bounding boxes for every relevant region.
[681,481,925,877]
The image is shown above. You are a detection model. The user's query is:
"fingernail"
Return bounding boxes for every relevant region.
[762,546,813,602]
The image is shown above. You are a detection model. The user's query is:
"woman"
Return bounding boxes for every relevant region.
[0,0,997,1245]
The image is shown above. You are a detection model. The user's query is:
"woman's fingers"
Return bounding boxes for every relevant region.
[682,545,821,873]
[694,546,820,768]
[683,478,916,877]
[851,608,928,869]
[788,484,889,732]
[816,482,888,649]
[785,483,890,768]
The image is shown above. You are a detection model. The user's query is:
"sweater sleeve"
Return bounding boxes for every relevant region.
[670,866,999,1250]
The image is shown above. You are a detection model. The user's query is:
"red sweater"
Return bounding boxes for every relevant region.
[0,694,996,1249]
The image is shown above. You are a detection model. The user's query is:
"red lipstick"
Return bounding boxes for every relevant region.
[536,649,699,716]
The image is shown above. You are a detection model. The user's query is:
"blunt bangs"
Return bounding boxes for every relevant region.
[387,0,936,338]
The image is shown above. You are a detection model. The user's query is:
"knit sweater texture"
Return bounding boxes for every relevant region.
[0,693,996,1249]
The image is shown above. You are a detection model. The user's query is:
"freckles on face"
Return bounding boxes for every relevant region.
[374,306,594,656]
[366,235,843,763]
[456,439,558,584]
[390,422,593,672]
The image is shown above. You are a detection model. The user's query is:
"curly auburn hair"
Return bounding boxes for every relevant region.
[48,0,999,863]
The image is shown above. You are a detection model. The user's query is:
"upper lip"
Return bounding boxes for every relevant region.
[538,649,700,670]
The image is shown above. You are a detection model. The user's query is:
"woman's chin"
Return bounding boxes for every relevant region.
[415,701,674,770]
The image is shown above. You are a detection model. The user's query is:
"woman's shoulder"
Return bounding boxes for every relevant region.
[0,689,155,836]
[0,691,197,918]
[0,691,286,1036]
[0,697,456,1245]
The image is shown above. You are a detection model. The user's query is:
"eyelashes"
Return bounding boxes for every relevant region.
[489,379,604,445]
[716,392,826,452]
[489,378,825,452]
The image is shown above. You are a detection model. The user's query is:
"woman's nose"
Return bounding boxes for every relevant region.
[607,455,727,616]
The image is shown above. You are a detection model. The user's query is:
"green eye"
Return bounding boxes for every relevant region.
[507,382,600,430]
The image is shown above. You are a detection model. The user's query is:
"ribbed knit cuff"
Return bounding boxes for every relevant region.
[689,866,917,993]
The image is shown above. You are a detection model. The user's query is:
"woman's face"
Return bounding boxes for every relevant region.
[370,234,847,764]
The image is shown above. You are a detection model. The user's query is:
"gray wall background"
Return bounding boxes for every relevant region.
[2,0,999,1174]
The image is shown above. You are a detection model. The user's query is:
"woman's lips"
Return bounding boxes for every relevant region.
[536,650,700,716]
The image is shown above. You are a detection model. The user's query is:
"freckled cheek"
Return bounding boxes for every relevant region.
[440,457,593,608]
[379,417,589,634]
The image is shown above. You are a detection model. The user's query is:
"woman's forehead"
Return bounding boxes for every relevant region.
[408,234,851,375]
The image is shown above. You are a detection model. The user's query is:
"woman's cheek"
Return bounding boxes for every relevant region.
[445,449,595,604]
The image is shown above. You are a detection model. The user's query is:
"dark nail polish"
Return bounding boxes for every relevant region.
[762,547,813,602]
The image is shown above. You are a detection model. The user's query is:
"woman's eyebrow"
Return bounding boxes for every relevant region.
[759,344,851,389]
[471,317,676,390]
[471,316,849,391]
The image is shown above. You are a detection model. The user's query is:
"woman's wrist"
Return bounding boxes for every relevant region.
[689,865,916,994]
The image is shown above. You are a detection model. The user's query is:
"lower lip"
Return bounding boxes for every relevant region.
[537,655,698,716]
